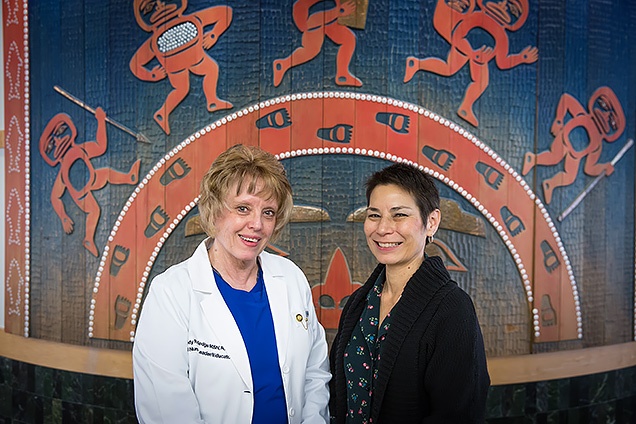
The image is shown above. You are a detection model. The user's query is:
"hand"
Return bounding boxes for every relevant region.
[473,46,494,64]
[338,0,355,17]
[149,65,167,81]
[520,46,539,64]
[62,216,74,234]
[94,107,106,121]
[203,33,218,49]
[605,164,615,176]
[448,0,471,12]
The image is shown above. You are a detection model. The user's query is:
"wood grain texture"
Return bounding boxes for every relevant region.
[6,0,636,358]
[2,330,634,385]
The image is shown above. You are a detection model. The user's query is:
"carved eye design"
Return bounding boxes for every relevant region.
[339,295,351,309]
[319,294,336,309]
[55,123,68,136]
[317,294,351,309]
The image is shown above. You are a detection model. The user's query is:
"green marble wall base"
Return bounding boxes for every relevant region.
[1,356,635,423]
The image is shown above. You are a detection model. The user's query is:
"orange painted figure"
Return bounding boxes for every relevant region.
[522,87,625,204]
[39,108,141,257]
[130,0,233,135]
[404,0,538,127]
[273,0,362,87]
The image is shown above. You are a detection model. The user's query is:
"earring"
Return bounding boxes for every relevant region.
[426,235,435,244]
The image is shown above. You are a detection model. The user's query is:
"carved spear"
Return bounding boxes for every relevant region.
[53,85,151,144]
[557,138,633,221]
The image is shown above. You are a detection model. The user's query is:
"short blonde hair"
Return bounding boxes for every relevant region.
[198,144,293,241]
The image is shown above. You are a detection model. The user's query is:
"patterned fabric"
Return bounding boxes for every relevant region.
[344,270,393,424]
[330,256,490,424]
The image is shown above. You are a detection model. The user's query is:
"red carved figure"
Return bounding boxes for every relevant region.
[273,0,362,87]
[130,0,233,135]
[522,87,625,204]
[404,0,538,127]
[39,108,141,257]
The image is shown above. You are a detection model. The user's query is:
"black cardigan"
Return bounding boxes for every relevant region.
[329,256,490,424]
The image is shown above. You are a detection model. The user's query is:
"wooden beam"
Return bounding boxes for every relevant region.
[1,329,635,384]
[0,330,133,379]
[487,342,636,384]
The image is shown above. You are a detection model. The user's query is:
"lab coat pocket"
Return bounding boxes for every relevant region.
[294,310,310,331]
[291,310,314,353]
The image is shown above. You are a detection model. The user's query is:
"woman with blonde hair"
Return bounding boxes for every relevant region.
[134,144,330,423]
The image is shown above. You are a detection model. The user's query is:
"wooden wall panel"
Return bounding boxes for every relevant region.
[4,0,636,359]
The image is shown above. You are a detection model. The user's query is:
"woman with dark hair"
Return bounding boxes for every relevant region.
[330,162,490,423]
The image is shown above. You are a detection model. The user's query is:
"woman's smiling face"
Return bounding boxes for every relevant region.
[364,184,437,270]
[212,180,278,268]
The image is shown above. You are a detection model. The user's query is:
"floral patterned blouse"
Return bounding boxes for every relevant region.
[343,270,393,424]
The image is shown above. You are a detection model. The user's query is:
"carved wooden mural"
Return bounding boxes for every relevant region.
[4,0,636,355]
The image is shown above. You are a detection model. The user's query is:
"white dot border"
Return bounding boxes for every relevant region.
[88,91,582,342]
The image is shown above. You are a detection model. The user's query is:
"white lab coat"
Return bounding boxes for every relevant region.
[133,238,331,424]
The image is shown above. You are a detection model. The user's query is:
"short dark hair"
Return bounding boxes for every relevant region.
[365,162,440,221]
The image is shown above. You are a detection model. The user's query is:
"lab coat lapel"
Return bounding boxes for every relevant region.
[261,256,290,368]
[190,240,253,390]
[200,293,253,390]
